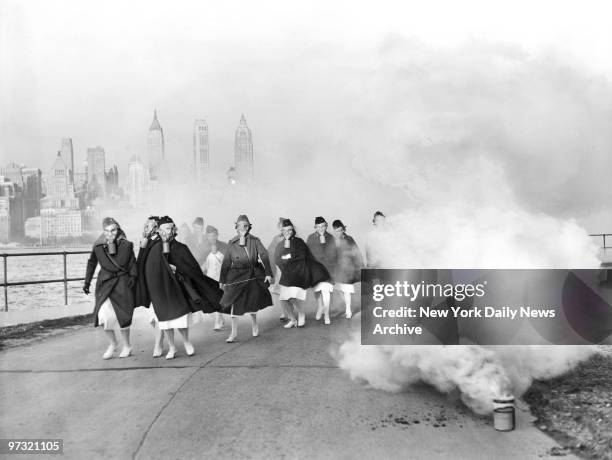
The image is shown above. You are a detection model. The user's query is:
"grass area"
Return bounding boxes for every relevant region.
[0,314,93,350]
[524,353,612,459]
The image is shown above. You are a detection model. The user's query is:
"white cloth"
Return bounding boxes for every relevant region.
[98,298,121,330]
[157,311,204,330]
[202,251,224,281]
[334,283,355,294]
[146,303,158,325]
[313,281,334,293]
[279,285,307,301]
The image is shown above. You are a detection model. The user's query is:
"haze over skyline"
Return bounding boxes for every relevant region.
[1,0,612,232]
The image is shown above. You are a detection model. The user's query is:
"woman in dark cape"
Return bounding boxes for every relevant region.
[332,219,363,319]
[219,215,273,342]
[145,216,223,359]
[275,219,331,328]
[306,216,338,325]
[134,215,167,357]
[83,217,137,360]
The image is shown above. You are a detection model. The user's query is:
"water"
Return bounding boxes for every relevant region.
[0,248,93,311]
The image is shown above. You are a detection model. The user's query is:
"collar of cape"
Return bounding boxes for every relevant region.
[229,233,254,244]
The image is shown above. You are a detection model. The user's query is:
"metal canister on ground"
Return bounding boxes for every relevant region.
[493,396,515,431]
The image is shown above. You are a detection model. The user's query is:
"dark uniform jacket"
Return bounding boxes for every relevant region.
[84,234,137,328]
[219,233,273,314]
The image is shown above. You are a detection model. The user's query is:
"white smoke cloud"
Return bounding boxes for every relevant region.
[335,39,608,415]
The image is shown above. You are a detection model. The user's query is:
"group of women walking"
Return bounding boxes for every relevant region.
[83,213,375,360]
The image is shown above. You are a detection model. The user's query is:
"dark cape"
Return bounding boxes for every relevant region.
[134,233,159,308]
[275,236,331,288]
[144,238,223,321]
[306,231,338,281]
[219,233,273,315]
[334,234,363,284]
[84,235,137,328]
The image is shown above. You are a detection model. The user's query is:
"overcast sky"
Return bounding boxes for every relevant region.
[1,0,611,230]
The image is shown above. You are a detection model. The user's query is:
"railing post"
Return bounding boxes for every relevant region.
[63,251,68,306]
[3,254,7,312]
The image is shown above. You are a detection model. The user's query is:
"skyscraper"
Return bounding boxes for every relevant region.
[61,138,74,187]
[193,119,209,182]
[147,109,165,181]
[86,146,106,198]
[234,114,253,181]
[127,156,149,208]
[44,152,79,209]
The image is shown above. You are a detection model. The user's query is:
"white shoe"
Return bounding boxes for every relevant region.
[315,305,323,321]
[119,346,132,358]
[153,346,163,358]
[297,312,306,327]
[345,310,352,319]
[213,323,223,331]
[166,347,177,360]
[102,344,117,360]
[252,323,259,337]
[324,315,331,325]
[284,319,297,329]
[184,342,195,356]
[226,335,237,343]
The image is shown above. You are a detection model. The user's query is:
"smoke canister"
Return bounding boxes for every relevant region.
[319,234,326,244]
[162,241,170,254]
[493,397,515,431]
[107,241,117,255]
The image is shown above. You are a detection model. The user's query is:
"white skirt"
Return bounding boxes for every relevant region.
[98,298,122,330]
[334,283,355,294]
[313,281,334,293]
[157,311,204,330]
[279,285,307,301]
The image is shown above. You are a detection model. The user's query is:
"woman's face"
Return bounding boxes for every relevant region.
[104,223,118,242]
[236,222,250,236]
[159,223,176,241]
[144,219,157,235]
[333,226,345,238]
[315,223,327,235]
[281,226,294,239]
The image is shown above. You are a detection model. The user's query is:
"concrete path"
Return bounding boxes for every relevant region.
[0,296,573,460]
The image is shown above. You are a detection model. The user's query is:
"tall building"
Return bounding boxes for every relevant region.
[147,109,165,181]
[86,146,106,198]
[127,156,149,208]
[61,138,74,187]
[105,165,119,196]
[21,168,42,221]
[193,119,209,182]
[234,114,254,182]
[0,196,9,243]
[49,153,69,199]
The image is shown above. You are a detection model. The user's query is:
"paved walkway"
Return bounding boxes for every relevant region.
[0,296,573,460]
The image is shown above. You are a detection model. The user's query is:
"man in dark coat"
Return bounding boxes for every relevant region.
[83,217,137,359]
[275,218,331,327]
[134,215,167,357]
[145,216,224,359]
[219,214,273,342]
[306,216,338,324]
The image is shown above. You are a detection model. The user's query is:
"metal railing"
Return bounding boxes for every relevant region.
[1,250,92,312]
[590,233,612,250]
